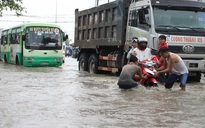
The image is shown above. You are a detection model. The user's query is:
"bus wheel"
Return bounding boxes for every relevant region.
[78,53,89,71]
[88,54,99,74]
[16,56,19,65]
[4,55,7,63]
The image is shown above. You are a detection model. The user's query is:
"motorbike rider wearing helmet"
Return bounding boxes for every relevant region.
[133,37,154,61]
[127,37,138,61]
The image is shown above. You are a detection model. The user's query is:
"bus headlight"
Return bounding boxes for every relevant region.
[54,57,63,61]
[24,57,34,60]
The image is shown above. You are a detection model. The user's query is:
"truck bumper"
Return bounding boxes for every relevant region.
[184,60,205,72]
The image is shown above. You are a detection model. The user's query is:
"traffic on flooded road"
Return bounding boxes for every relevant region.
[0,57,205,128]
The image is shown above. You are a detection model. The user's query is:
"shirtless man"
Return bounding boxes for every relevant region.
[156,47,188,91]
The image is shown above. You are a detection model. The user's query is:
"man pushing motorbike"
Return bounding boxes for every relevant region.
[155,47,188,91]
[117,55,146,89]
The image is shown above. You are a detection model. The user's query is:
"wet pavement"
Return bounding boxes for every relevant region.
[0,57,205,128]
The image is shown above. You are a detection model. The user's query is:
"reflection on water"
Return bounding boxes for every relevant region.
[0,57,205,128]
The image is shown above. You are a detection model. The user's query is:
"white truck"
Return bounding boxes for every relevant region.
[75,0,205,82]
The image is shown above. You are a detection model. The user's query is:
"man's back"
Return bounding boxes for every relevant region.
[117,64,141,86]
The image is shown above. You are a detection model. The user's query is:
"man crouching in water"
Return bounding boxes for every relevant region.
[117,55,144,89]
[156,47,188,91]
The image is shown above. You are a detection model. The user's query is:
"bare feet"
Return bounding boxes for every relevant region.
[180,86,186,91]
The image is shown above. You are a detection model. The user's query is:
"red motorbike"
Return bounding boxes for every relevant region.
[135,57,158,87]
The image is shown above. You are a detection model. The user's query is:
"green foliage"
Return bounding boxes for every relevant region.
[0,0,26,16]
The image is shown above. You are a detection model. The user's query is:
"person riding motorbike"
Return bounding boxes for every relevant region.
[133,37,159,87]
[133,37,154,61]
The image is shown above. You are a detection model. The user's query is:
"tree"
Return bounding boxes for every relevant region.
[0,0,26,16]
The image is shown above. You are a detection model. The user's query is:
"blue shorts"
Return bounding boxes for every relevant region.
[119,84,138,89]
[165,73,188,89]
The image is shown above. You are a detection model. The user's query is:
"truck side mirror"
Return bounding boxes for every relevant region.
[142,20,151,28]
[151,48,158,55]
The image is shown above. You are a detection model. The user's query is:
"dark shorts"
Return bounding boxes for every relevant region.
[165,73,188,89]
[119,84,138,89]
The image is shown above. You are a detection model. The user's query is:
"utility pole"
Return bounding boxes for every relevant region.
[55,0,57,23]
[95,0,99,6]
[96,0,110,6]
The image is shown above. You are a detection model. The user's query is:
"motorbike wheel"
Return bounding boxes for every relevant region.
[148,83,158,87]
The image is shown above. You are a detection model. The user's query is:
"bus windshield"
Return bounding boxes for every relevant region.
[153,7,205,31]
[25,27,62,50]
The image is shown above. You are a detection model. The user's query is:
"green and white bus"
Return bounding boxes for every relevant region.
[0,23,68,67]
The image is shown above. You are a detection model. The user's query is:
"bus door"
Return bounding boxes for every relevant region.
[1,31,9,63]
[10,28,21,64]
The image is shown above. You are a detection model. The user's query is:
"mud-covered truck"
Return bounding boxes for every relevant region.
[74,0,205,82]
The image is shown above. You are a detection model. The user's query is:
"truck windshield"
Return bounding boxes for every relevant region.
[25,27,62,50]
[153,7,205,32]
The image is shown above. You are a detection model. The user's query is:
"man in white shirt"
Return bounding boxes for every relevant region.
[133,37,153,61]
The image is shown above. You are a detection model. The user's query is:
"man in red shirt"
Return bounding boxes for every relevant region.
[157,35,168,84]
[158,35,168,50]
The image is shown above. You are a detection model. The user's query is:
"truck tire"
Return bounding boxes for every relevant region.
[188,71,201,82]
[78,53,89,71]
[88,54,99,74]
[194,71,201,82]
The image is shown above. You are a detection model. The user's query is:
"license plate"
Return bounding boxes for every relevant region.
[40,62,49,65]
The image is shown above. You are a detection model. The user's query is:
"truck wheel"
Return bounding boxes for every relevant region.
[78,53,89,71]
[195,71,201,82]
[188,71,201,82]
[88,54,99,74]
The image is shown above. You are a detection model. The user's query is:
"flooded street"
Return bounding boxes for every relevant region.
[0,57,205,128]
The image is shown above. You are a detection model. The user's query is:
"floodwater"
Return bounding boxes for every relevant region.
[0,57,205,128]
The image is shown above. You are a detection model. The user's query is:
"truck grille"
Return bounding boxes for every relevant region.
[168,46,205,54]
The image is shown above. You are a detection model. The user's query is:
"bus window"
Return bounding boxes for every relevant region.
[1,36,8,45]
[11,34,19,44]
[13,34,20,44]
[1,37,3,45]
[25,27,62,50]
